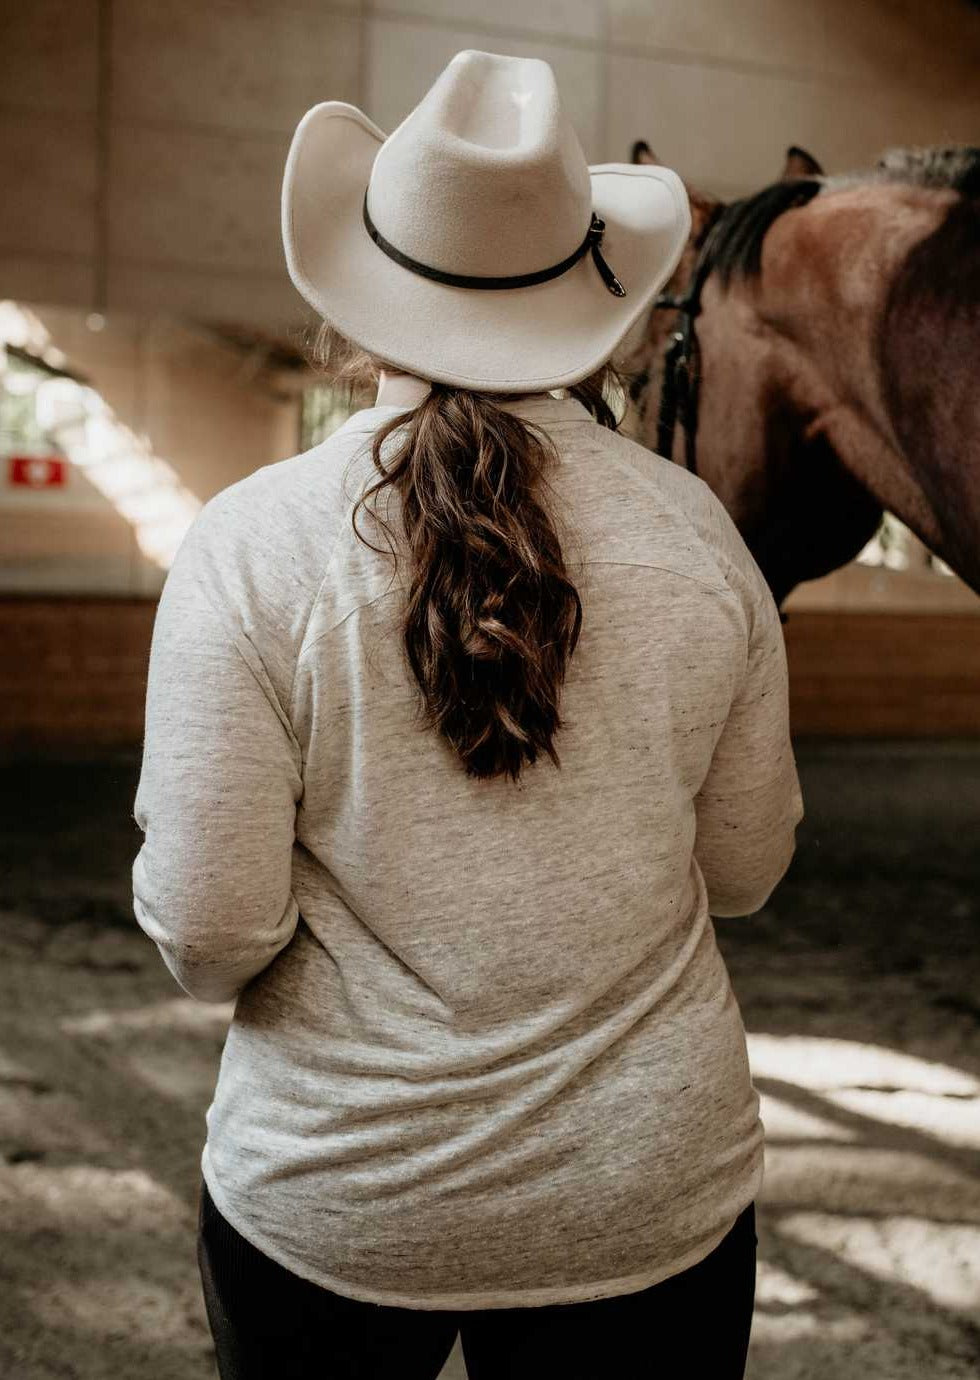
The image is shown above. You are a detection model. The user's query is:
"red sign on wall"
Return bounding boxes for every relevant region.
[8,455,68,488]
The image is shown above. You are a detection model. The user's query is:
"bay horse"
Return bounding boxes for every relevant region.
[621,143,980,610]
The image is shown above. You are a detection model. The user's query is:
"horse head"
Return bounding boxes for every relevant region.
[621,142,823,434]
[626,142,980,607]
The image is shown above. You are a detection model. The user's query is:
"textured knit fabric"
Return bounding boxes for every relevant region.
[132,386,804,1311]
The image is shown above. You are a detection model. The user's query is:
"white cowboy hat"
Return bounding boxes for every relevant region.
[282,49,691,392]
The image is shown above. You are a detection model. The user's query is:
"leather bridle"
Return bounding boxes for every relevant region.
[646,205,727,478]
[638,208,791,624]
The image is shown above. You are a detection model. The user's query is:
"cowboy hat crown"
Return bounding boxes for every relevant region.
[364,51,596,280]
[282,49,691,391]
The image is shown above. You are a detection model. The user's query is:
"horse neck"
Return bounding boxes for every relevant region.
[876,194,980,591]
[736,183,976,582]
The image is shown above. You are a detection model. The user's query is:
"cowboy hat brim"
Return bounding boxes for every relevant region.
[282,102,692,393]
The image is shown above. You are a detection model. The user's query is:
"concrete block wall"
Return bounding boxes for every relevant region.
[2,1,979,330]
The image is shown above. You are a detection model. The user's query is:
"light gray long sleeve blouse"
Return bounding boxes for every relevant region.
[132,384,803,1310]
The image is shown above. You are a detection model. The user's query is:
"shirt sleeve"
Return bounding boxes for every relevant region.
[692,555,805,918]
[132,514,304,1004]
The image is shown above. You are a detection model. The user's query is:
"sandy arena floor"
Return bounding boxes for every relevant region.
[0,739,978,1379]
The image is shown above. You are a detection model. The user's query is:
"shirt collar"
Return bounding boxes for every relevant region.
[340,373,593,432]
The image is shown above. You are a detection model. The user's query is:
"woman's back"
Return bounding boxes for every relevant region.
[133,387,803,1310]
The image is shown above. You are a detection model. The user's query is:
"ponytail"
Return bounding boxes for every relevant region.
[308,324,630,783]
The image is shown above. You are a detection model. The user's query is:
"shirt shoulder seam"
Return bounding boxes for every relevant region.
[286,432,381,713]
[584,558,740,599]
[591,432,751,621]
[293,556,738,670]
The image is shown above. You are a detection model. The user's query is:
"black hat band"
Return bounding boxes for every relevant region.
[362,190,626,297]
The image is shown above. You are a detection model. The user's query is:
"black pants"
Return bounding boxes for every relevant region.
[197,1177,757,1379]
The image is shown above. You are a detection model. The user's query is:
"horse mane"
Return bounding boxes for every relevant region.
[699,144,980,290]
[871,144,980,197]
[700,180,823,288]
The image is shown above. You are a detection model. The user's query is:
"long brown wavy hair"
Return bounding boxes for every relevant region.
[305,321,636,785]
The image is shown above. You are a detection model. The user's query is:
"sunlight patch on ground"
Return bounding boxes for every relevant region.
[0,1047,40,1081]
[60,997,233,1036]
[824,1088,980,1150]
[747,1034,980,1097]
[123,1045,222,1101]
[0,1084,114,1158]
[777,1213,980,1314]
[0,1163,189,1232]
[758,1092,858,1143]
[755,1258,820,1306]
[751,1311,870,1345]
[24,1274,191,1344]
[761,1145,980,1221]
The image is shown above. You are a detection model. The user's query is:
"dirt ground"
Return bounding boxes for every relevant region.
[1,739,978,1379]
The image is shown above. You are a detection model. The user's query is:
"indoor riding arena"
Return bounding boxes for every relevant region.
[1,3,978,1378]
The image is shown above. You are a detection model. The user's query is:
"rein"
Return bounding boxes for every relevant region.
[649,206,726,477]
[651,284,702,475]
